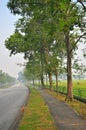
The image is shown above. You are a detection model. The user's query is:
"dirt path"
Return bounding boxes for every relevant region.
[39,89,86,130]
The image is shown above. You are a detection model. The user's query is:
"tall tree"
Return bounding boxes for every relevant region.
[6,0,86,100]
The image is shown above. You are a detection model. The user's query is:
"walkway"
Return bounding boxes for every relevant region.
[39,89,86,130]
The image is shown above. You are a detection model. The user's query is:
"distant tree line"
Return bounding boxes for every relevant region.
[0,70,16,87]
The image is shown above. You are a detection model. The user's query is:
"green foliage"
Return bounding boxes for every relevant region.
[24,60,41,81]
[6,0,86,99]
[5,31,24,55]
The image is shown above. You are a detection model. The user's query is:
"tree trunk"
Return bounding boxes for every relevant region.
[32,78,34,85]
[65,32,73,101]
[40,48,45,88]
[46,74,48,86]
[56,72,58,93]
[39,79,41,85]
[41,73,45,88]
[48,73,53,90]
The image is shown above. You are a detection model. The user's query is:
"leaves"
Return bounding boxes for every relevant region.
[6,0,86,96]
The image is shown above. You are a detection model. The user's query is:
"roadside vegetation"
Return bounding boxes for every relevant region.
[0,70,16,88]
[35,79,86,98]
[18,84,86,130]
[18,87,57,130]
[6,0,86,101]
[4,1,86,129]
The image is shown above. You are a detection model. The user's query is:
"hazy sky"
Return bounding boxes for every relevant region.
[0,0,86,78]
[0,0,25,78]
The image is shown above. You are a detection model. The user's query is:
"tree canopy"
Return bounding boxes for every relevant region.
[5,0,86,100]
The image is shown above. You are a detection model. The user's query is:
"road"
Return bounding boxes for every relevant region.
[0,82,29,130]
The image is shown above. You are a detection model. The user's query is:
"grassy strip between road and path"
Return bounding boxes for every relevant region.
[18,87,57,130]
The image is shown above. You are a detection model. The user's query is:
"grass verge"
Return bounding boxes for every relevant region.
[18,87,57,130]
[45,89,86,119]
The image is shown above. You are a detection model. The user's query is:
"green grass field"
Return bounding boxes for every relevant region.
[57,80,86,98]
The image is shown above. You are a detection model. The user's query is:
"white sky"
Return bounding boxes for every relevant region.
[0,0,25,78]
[0,0,86,78]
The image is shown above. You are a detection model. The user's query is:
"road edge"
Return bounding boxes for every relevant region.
[9,88,29,130]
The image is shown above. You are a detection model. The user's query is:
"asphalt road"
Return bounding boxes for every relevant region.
[0,82,29,130]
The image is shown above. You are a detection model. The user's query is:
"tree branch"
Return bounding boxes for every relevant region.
[75,32,86,44]
[77,0,86,11]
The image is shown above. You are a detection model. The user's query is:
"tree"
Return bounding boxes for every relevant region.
[51,0,86,100]
[0,70,15,87]
[6,0,86,101]
[73,59,86,79]
[5,31,24,55]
